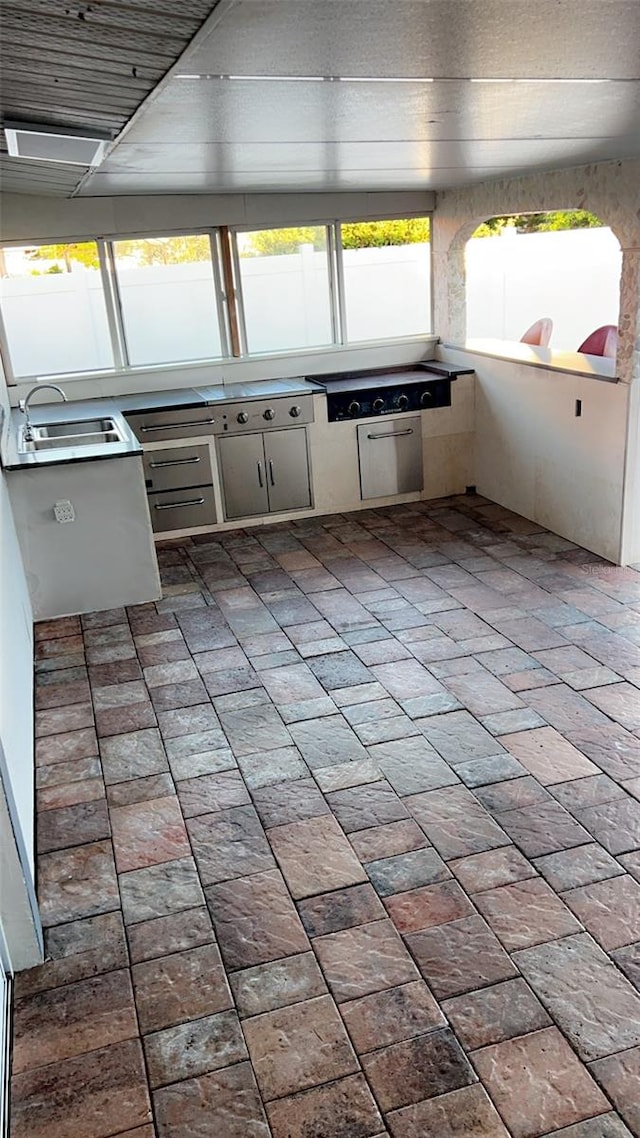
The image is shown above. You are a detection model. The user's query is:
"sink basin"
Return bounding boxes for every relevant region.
[19,417,124,453]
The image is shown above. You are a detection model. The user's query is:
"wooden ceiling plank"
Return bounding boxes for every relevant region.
[2,0,215,19]
[0,54,160,86]
[2,72,150,101]
[1,29,176,68]
[1,13,192,54]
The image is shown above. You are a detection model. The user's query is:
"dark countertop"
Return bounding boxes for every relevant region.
[0,370,424,471]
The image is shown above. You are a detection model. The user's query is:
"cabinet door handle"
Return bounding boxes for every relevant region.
[140,418,215,433]
[149,456,201,469]
[154,497,205,510]
[367,428,414,440]
[268,459,275,486]
[257,461,264,487]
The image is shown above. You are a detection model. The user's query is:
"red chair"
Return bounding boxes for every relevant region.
[577,324,618,358]
[520,318,553,347]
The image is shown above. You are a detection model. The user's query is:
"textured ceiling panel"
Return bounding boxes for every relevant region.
[118,78,640,146]
[185,0,640,80]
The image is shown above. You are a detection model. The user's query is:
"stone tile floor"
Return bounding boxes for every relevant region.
[10,493,640,1138]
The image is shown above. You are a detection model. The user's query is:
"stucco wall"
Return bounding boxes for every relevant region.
[433,158,640,384]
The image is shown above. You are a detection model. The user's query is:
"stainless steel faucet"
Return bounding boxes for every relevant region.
[19,384,68,441]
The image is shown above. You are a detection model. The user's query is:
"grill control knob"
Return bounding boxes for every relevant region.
[373,397,385,412]
[263,408,276,421]
[397,393,409,410]
[237,411,249,424]
[289,405,302,418]
[420,390,433,406]
[347,400,361,417]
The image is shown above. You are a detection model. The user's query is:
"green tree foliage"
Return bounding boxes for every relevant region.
[473,211,603,237]
[27,242,100,271]
[26,235,212,272]
[115,235,211,265]
[240,227,324,256]
[341,218,430,248]
[241,218,431,256]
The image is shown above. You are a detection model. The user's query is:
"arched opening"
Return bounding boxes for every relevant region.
[464,211,621,358]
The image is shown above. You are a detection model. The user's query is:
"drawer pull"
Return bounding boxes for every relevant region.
[154,497,206,510]
[268,459,275,486]
[149,457,201,469]
[141,418,215,433]
[367,428,414,440]
[257,460,264,488]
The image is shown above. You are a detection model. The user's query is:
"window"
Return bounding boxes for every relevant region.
[111,235,224,366]
[0,213,433,380]
[236,227,334,354]
[340,218,431,342]
[0,242,113,378]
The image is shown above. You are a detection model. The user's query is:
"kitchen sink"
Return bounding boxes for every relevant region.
[19,417,124,452]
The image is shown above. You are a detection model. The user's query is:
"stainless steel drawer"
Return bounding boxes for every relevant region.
[143,444,212,493]
[148,485,217,533]
[358,417,423,500]
[126,406,218,441]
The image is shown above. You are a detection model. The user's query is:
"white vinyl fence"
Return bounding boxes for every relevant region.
[465,227,621,351]
[0,243,432,377]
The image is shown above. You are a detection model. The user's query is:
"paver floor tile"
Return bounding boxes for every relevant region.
[513,934,640,1060]
[574,796,640,855]
[384,879,474,933]
[132,943,233,1033]
[340,980,445,1052]
[206,869,310,970]
[12,969,137,1073]
[10,1040,152,1138]
[589,1048,640,1137]
[472,877,582,950]
[361,1027,475,1113]
[449,846,537,893]
[243,994,359,1100]
[153,1062,270,1138]
[562,875,640,950]
[499,800,592,857]
[405,915,518,999]
[266,1073,384,1138]
[500,727,599,784]
[297,883,386,937]
[386,1084,510,1138]
[230,951,327,1018]
[144,1009,247,1088]
[473,1028,609,1138]
[533,844,624,891]
[406,785,510,859]
[442,977,551,1050]
[268,814,367,898]
[313,919,419,1002]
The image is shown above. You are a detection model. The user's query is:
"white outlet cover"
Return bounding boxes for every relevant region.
[54,500,75,523]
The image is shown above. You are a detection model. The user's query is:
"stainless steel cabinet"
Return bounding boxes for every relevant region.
[218,434,269,520]
[218,428,311,520]
[264,429,312,514]
[358,417,423,500]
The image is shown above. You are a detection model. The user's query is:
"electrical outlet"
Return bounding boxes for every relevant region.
[54,500,75,523]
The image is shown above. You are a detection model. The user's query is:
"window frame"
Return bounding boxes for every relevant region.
[0,211,434,384]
